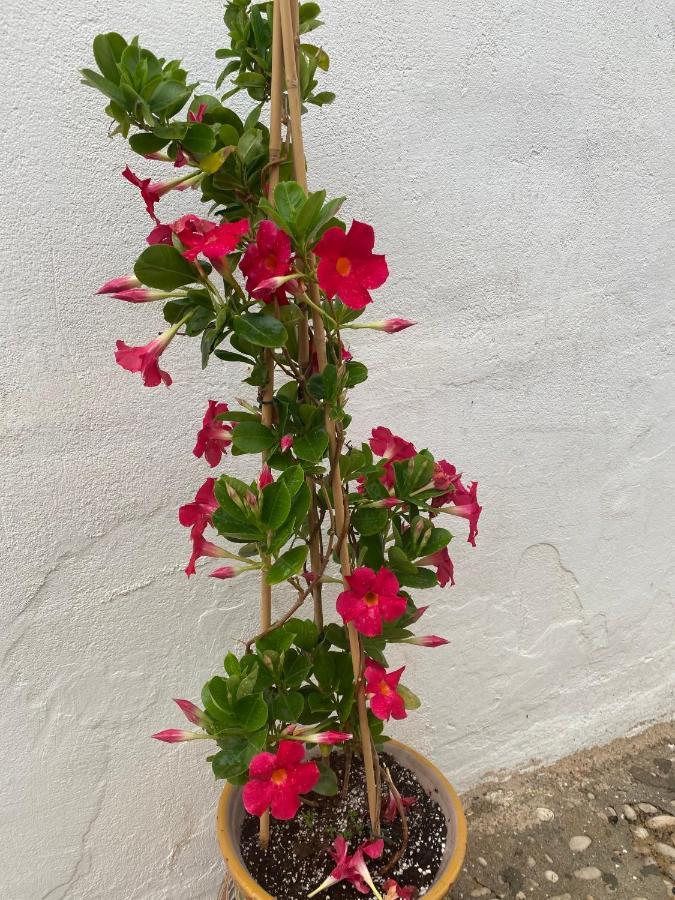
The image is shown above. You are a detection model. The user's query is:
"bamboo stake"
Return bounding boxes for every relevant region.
[257,1,285,850]
[278,0,380,835]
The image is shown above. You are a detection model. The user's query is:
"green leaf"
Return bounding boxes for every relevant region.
[234,694,268,732]
[261,481,291,530]
[274,181,306,224]
[278,465,305,497]
[267,545,308,584]
[93,33,127,83]
[182,122,216,154]
[294,430,329,463]
[345,361,368,387]
[352,506,388,537]
[314,761,339,796]
[271,691,304,722]
[398,684,421,711]
[235,667,258,700]
[299,3,321,22]
[233,313,288,348]
[309,91,336,106]
[286,618,319,650]
[128,132,168,155]
[231,421,276,454]
[295,189,326,239]
[134,245,197,290]
[80,68,125,104]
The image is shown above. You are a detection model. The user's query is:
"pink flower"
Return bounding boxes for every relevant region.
[382,792,416,823]
[209,566,236,579]
[185,534,230,578]
[178,478,217,537]
[441,478,482,546]
[151,729,207,743]
[242,740,319,820]
[336,567,407,637]
[364,658,407,721]
[193,400,233,467]
[114,326,178,388]
[419,547,455,587]
[239,220,296,304]
[258,464,274,489]
[148,213,215,248]
[370,426,416,462]
[97,275,141,294]
[314,220,389,309]
[182,218,250,271]
[188,102,207,122]
[109,288,177,303]
[384,879,418,899]
[173,698,206,726]
[403,634,449,648]
[122,166,196,223]
[309,836,385,897]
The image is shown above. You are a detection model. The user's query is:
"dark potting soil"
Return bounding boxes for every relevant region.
[240,752,446,898]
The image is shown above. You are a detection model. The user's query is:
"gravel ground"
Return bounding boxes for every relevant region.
[450,721,675,900]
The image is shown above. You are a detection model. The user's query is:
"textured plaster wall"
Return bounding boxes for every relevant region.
[1,0,674,897]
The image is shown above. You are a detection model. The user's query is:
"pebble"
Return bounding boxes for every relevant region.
[622,804,637,821]
[631,825,649,839]
[587,791,596,799]
[515,893,526,900]
[645,814,675,830]
[477,856,487,867]
[605,805,618,823]
[637,803,658,814]
[653,841,675,860]
[569,835,592,852]
[470,889,491,898]
[573,866,602,880]
[535,806,554,821]
[668,864,675,880]
[544,869,559,882]
[526,856,536,868]
[550,895,572,900]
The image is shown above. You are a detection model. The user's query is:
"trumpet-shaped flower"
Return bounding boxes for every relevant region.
[146,213,214,248]
[441,478,482,546]
[114,326,178,388]
[239,220,297,304]
[314,220,388,309]
[184,534,230,578]
[336,566,407,637]
[242,740,319,820]
[419,547,455,587]
[364,658,407,721]
[122,166,196,223]
[181,218,250,271]
[384,879,418,899]
[370,426,416,462]
[193,400,233,467]
[308,836,385,897]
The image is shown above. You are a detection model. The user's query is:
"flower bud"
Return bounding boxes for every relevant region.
[403,635,449,648]
[151,729,208,743]
[209,566,236,580]
[258,465,274,489]
[280,434,294,452]
[173,698,205,725]
[97,275,141,295]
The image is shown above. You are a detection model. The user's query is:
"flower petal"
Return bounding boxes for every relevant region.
[242,779,274,816]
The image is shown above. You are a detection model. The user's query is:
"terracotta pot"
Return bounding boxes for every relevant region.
[216,739,467,899]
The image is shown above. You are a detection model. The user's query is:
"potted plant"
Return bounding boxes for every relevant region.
[82,1,481,896]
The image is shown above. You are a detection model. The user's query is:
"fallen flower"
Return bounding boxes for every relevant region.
[314,220,389,309]
[383,879,418,899]
[242,740,319,820]
[382,791,416,823]
[308,836,385,898]
[336,566,407,637]
[364,658,407,722]
[193,400,233,467]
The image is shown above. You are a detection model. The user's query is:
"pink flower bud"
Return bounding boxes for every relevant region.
[209,566,236,579]
[173,698,204,725]
[308,730,353,745]
[245,489,257,507]
[97,275,141,295]
[110,288,176,303]
[404,635,449,648]
[280,434,294,452]
[409,605,429,622]
[377,318,416,333]
[151,729,206,743]
[258,465,274,489]
[368,497,402,509]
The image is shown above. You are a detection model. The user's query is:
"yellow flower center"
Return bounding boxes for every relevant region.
[336,256,352,276]
[364,591,379,607]
[271,767,287,785]
[264,254,278,269]
[380,683,392,696]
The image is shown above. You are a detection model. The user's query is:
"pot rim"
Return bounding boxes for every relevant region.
[216,738,467,899]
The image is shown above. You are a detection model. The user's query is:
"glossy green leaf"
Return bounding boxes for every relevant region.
[266,545,308,584]
[261,481,291,530]
[233,313,288,348]
[134,245,197,290]
[231,421,276,453]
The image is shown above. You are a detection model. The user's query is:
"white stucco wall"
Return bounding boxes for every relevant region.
[1,0,674,897]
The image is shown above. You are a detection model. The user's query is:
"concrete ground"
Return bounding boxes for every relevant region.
[450,721,675,900]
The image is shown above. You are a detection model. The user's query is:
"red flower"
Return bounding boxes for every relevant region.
[178,478,217,538]
[239,220,296,304]
[193,400,232,467]
[336,567,407,637]
[314,220,388,309]
[148,213,215,248]
[430,459,462,507]
[384,879,418,899]
[184,534,230,578]
[370,426,416,462]
[122,166,197,223]
[442,478,482,546]
[181,218,250,271]
[382,791,416,823]
[309,836,385,897]
[419,547,455,587]
[364,658,407,721]
[114,326,178,388]
[242,740,319,820]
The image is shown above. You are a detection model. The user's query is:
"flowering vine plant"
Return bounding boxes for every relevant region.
[84,0,481,893]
